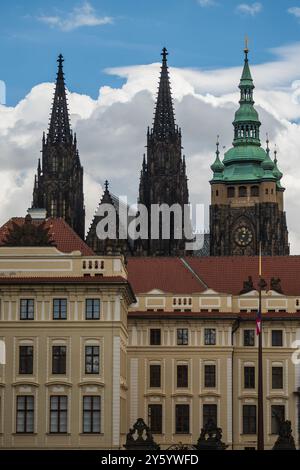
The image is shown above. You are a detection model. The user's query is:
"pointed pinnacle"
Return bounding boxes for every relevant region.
[216,135,220,154]
[161,47,168,65]
[266,133,270,152]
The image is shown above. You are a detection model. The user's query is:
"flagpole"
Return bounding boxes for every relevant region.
[257,241,264,450]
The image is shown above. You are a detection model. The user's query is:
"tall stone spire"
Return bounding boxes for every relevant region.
[152,47,176,139]
[137,48,190,256]
[32,55,85,240]
[47,54,72,145]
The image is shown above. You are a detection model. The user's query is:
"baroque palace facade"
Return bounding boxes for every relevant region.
[0,45,299,451]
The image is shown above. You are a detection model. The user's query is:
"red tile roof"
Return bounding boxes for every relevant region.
[127,257,205,294]
[0,217,94,256]
[185,256,300,296]
[127,256,300,296]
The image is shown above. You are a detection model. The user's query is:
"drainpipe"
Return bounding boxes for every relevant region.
[295,387,300,450]
[231,318,241,451]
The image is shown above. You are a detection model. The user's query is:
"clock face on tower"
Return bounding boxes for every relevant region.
[234,226,253,247]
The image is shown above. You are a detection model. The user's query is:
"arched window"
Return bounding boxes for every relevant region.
[52,156,58,173]
[251,186,259,197]
[50,198,57,217]
[227,187,235,198]
[239,186,247,197]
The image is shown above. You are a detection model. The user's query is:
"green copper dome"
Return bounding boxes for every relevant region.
[210,46,285,188]
[273,149,284,189]
[262,141,276,181]
[234,104,259,123]
[210,140,224,182]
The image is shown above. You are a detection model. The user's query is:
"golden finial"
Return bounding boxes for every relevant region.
[244,35,249,56]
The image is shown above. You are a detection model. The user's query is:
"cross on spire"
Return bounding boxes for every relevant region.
[244,35,249,58]
[161,47,168,65]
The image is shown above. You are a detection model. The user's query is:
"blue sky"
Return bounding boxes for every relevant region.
[1,0,300,105]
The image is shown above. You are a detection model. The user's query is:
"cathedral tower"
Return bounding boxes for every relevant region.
[32,55,85,239]
[209,45,289,256]
[138,48,190,256]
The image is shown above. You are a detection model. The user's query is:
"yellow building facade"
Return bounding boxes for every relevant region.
[0,243,299,450]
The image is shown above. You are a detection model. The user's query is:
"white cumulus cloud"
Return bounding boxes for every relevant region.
[288,6,300,19]
[236,2,262,16]
[38,1,113,32]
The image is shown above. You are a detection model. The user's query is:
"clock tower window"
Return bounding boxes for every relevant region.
[239,186,247,197]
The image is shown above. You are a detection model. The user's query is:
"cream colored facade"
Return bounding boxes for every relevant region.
[128,289,300,450]
[0,247,299,450]
[0,246,133,449]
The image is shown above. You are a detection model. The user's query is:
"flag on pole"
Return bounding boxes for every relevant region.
[256,305,262,335]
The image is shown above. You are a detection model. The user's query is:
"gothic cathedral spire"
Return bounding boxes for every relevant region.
[32,55,85,239]
[137,48,190,256]
[47,54,71,144]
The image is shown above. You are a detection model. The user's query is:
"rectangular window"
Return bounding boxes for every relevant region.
[150,329,161,346]
[50,396,68,433]
[53,299,67,320]
[203,404,217,427]
[272,367,283,389]
[83,396,101,434]
[272,330,283,347]
[16,396,34,433]
[204,328,216,345]
[244,330,255,347]
[204,365,216,388]
[244,366,255,389]
[85,299,100,320]
[52,346,66,375]
[177,364,188,388]
[177,329,188,345]
[85,346,99,374]
[20,299,34,320]
[243,405,257,434]
[19,346,33,375]
[148,404,162,434]
[175,404,189,434]
[271,405,285,435]
[149,364,161,388]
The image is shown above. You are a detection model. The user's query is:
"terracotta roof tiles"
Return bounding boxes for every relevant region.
[127,257,205,294]
[0,217,94,256]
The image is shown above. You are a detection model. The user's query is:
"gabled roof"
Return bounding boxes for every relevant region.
[126,256,300,297]
[0,217,94,256]
[185,256,300,296]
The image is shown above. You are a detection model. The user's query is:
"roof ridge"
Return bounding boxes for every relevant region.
[180,257,209,290]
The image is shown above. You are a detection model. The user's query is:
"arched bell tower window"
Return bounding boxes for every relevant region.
[227,187,235,198]
[239,186,247,197]
[251,186,259,197]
